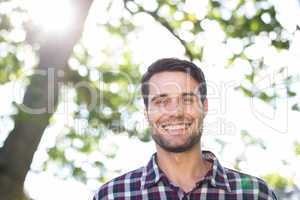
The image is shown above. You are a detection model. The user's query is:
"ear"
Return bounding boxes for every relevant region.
[203,98,208,116]
[144,109,149,120]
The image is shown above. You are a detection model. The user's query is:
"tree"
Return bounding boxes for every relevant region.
[0,0,93,199]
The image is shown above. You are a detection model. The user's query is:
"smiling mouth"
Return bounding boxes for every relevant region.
[160,122,192,131]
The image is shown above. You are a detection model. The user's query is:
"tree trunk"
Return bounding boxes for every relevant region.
[0,1,93,200]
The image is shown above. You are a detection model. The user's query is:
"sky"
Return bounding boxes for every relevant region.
[1,0,300,199]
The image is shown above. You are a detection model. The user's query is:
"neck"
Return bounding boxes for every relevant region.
[156,144,211,192]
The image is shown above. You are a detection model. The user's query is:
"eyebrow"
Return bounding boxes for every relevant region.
[182,92,197,97]
[150,92,197,102]
[150,94,168,103]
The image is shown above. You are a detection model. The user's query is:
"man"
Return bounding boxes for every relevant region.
[93,58,277,200]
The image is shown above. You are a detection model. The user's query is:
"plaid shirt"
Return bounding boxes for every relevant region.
[93,151,277,200]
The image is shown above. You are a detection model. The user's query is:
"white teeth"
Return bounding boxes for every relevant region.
[164,124,185,130]
[161,123,192,130]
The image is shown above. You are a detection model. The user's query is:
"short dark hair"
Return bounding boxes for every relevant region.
[141,58,207,108]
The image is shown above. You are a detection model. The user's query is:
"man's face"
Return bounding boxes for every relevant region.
[145,71,207,153]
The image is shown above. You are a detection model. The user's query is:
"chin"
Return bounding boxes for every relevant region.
[153,133,201,153]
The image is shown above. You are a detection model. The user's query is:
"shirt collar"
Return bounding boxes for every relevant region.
[202,151,232,192]
[141,153,163,189]
[141,150,231,192]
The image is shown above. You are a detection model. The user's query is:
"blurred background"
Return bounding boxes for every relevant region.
[0,0,300,199]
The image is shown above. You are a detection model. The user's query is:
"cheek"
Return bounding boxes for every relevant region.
[185,106,201,115]
[189,104,205,115]
[147,111,160,124]
[187,110,205,122]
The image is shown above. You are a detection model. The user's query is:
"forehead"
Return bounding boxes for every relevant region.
[148,71,199,95]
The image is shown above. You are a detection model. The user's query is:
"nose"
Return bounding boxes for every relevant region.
[165,98,184,116]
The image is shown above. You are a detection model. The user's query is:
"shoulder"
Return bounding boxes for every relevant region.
[224,167,277,199]
[93,167,144,200]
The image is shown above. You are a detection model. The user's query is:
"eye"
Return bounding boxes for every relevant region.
[154,97,170,106]
[182,96,194,104]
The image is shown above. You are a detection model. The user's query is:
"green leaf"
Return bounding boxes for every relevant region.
[287,90,296,97]
[239,86,254,97]
[263,173,293,190]
[272,40,289,49]
[292,104,300,111]
[258,92,274,103]
[295,142,300,155]
[245,73,255,83]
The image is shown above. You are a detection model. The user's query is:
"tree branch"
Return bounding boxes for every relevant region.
[123,0,194,60]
